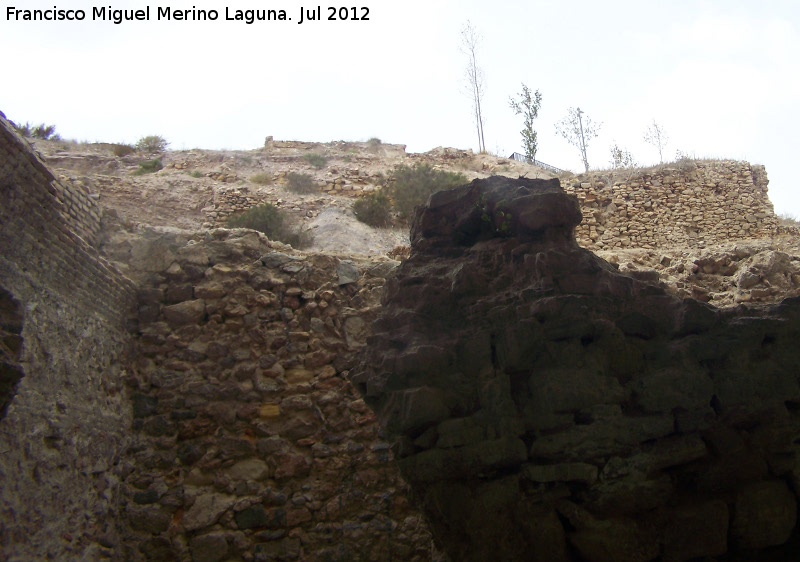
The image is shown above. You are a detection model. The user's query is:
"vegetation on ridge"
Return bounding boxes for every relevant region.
[389,163,467,219]
[353,190,392,227]
[226,202,313,249]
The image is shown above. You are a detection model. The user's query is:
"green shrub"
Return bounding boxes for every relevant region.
[136,135,169,154]
[13,122,60,140]
[31,123,59,140]
[372,172,387,187]
[112,143,136,157]
[286,172,317,194]
[390,163,466,218]
[367,137,382,147]
[134,158,163,175]
[227,203,313,249]
[13,122,32,137]
[353,190,392,227]
[250,172,273,185]
[302,153,328,170]
[188,170,203,178]
[227,202,283,233]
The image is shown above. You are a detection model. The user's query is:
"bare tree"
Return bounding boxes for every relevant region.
[609,142,636,170]
[555,107,601,172]
[509,83,542,164]
[460,21,486,153]
[644,120,669,163]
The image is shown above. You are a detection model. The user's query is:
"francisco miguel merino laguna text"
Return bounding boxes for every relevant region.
[6,6,370,25]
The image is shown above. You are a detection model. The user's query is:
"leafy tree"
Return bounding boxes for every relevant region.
[135,135,169,154]
[555,107,601,172]
[609,142,636,170]
[460,21,486,153]
[508,84,542,163]
[644,120,669,163]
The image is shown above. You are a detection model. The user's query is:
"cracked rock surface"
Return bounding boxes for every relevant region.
[354,176,800,562]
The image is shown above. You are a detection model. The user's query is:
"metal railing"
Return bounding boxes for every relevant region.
[509,152,565,174]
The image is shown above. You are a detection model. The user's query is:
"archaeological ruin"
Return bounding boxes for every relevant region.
[3,113,800,561]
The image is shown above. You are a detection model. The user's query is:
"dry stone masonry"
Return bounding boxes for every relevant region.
[354,176,800,561]
[566,160,779,250]
[113,228,440,561]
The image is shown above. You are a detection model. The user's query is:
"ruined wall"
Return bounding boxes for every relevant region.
[0,116,136,559]
[565,160,779,250]
[109,228,440,561]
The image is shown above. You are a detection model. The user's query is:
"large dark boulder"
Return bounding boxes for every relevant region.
[353,176,800,561]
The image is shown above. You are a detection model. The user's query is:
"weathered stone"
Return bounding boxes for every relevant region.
[285,368,314,384]
[132,489,160,505]
[731,480,797,549]
[165,283,194,303]
[163,299,206,325]
[383,386,450,436]
[523,462,598,485]
[568,515,659,562]
[235,504,269,530]
[227,458,270,481]
[260,252,293,268]
[189,533,229,562]
[194,281,225,299]
[142,415,176,437]
[343,316,367,348]
[182,494,237,531]
[132,393,158,418]
[337,260,360,285]
[281,261,306,274]
[272,453,311,480]
[138,537,177,561]
[253,538,299,561]
[662,500,729,561]
[218,437,255,459]
[127,505,171,534]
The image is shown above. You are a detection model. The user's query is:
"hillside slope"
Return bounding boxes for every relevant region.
[28,137,800,306]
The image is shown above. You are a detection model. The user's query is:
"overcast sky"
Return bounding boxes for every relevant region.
[3,0,799,216]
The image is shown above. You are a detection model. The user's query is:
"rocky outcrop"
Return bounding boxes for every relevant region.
[354,176,800,561]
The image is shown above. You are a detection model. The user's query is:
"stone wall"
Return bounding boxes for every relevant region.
[565,160,779,250]
[0,116,137,559]
[111,228,440,561]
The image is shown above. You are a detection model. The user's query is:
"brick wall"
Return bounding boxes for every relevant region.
[0,115,136,560]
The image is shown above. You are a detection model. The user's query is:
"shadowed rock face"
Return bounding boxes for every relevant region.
[353,176,800,561]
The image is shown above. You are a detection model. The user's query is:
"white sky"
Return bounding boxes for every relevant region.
[3,0,799,216]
